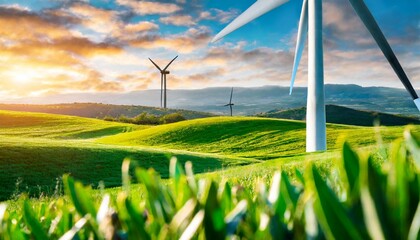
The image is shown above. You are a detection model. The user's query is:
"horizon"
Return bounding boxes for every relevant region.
[0,0,418,101]
[0,83,414,104]
[1,84,419,117]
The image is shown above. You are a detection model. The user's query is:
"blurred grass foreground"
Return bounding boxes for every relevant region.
[1,129,420,239]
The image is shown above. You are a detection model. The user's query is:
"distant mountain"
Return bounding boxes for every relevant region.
[257,105,420,126]
[0,103,214,120]
[1,84,419,116]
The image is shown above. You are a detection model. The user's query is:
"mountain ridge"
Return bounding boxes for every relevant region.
[1,84,418,116]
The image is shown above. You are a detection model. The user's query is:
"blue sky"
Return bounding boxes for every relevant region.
[0,0,418,100]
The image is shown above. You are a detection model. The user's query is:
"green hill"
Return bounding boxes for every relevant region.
[0,111,252,201]
[0,103,214,120]
[1,110,419,201]
[258,104,420,126]
[98,116,419,160]
[0,110,145,139]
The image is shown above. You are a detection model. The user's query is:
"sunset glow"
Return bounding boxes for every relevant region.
[0,0,418,101]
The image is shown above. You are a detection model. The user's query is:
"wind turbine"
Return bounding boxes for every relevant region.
[149,56,178,109]
[224,87,235,116]
[212,0,420,152]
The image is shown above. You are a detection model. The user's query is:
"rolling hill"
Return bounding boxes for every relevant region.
[257,105,420,126]
[0,111,251,201]
[1,110,419,201]
[98,116,419,160]
[0,103,215,120]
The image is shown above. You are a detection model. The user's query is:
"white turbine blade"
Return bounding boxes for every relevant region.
[212,0,289,43]
[348,0,419,105]
[290,0,308,95]
[414,99,420,112]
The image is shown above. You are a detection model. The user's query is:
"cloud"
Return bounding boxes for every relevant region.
[157,8,239,27]
[0,7,73,41]
[0,0,417,100]
[200,8,239,24]
[0,5,127,97]
[116,0,181,15]
[159,15,195,26]
[125,21,159,33]
[51,2,159,42]
[129,26,211,53]
[67,3,118,34]
[117,73,154,90]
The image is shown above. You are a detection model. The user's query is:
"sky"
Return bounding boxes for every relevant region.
[0,0,418,101]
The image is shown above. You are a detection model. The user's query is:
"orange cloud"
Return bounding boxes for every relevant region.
[116,0,181,15]
[0,8,71,41]
[67,3,118,34]
[125,21,159,33]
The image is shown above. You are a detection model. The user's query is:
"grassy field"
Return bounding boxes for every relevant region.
[0,111,252,201]
[1,110,419,202]
[98,116,418,160]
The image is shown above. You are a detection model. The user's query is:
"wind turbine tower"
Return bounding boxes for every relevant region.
[212,0,419,152]
[149,56,178,109]
[224,87,235,116]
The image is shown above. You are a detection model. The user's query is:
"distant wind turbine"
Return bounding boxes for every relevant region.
[212,0,420,152]
[149,56,178,109]
[224,87,235,116]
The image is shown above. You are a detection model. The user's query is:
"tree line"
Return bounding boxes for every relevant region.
[103,112,186,125]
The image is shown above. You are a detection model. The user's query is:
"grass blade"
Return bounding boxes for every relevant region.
[204,182,226,239]
[311,166,365,240]
[59,215,89,240]
[342,142,360,200]
[408,202,420,240]
[0,203,6,224]
[170,199,197,234]
[23,200,49,240]
[225,200,247,236]
[180,210,204,240]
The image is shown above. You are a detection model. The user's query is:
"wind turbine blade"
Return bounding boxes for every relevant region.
[163,56,178,71]
[229,87,233,104]
[415,99,420,112]
[149,58,162,71]
[290,0,308,95]
[211,0,289,43]
[347,0,419,105]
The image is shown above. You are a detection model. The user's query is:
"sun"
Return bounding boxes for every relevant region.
[10,70,38,84]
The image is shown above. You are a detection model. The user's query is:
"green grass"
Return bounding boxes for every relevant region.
[2,133,419,239]
[0,110,146,139]
[98,116,420,160]
[1,110,419,202]
[0,111,256,201]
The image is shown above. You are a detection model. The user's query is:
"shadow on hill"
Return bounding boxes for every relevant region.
[259,105,419,126]
[62,126,135,139]
[0,144,251,201]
